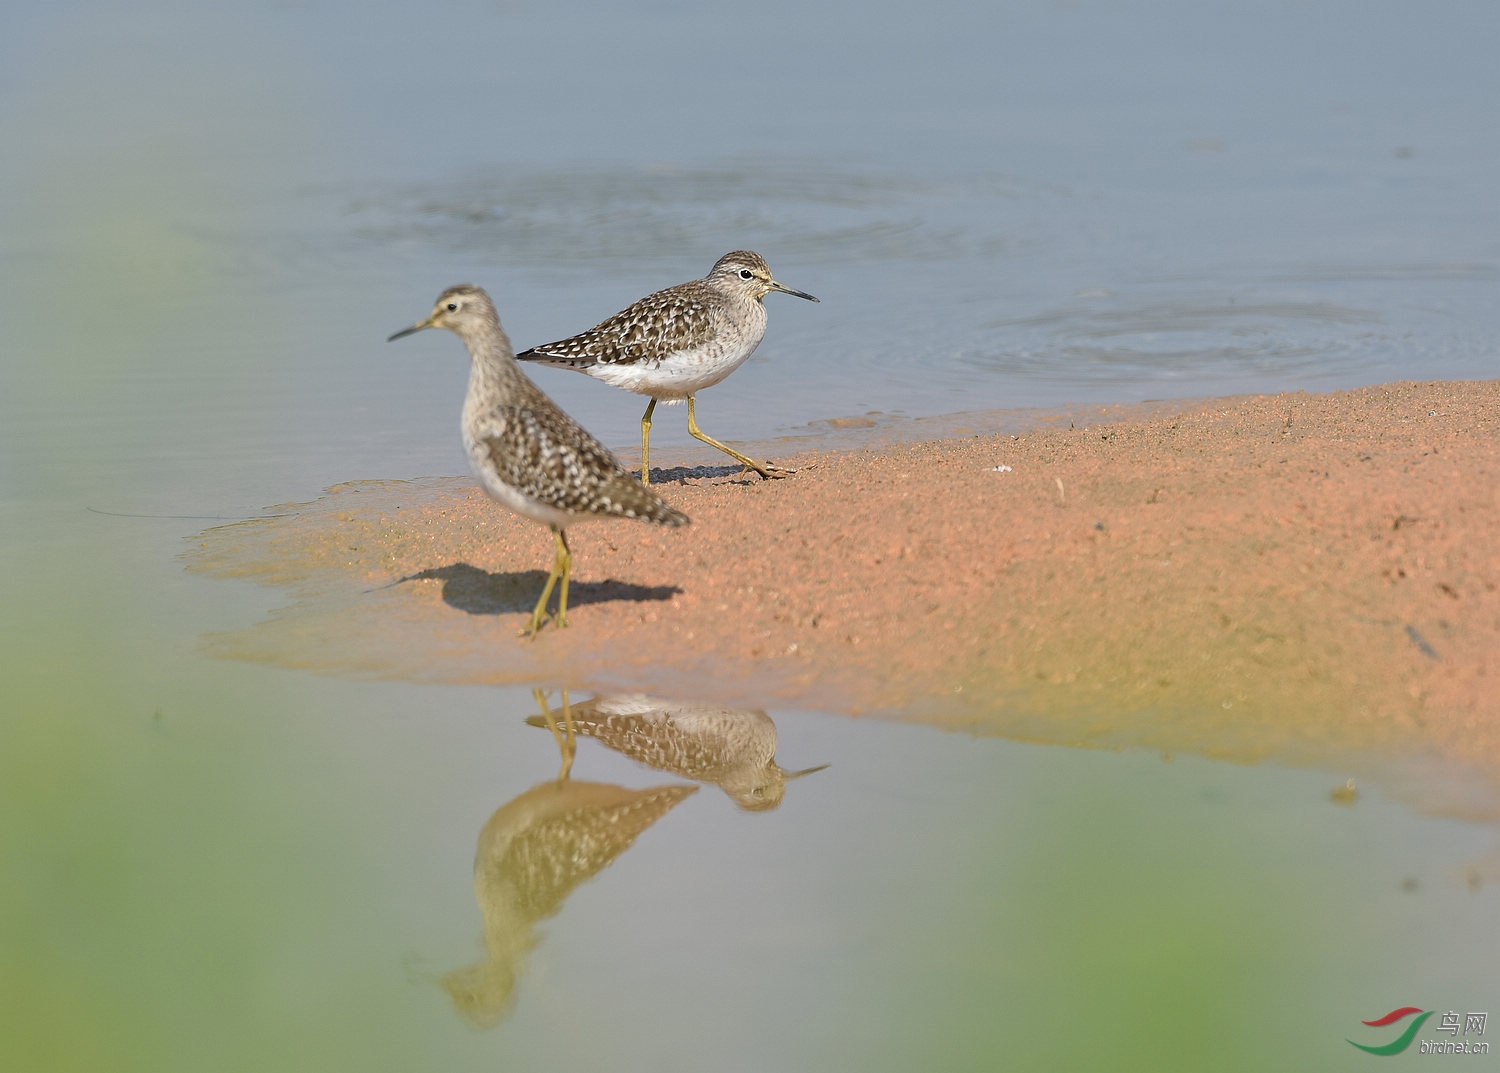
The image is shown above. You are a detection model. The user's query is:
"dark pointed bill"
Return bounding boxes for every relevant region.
[769,280,819,302]
[387,321,428,342]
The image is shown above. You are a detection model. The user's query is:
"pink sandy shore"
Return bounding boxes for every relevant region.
[189,379,1500,820]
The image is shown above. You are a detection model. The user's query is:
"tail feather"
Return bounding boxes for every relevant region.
[515,347,581,369]
[600,472,690,527]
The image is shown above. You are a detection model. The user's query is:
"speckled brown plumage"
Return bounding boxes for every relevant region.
[444,779,696,1027]
[488,783,697,919]
[526,694,829,810]
[388,284,687,634]
[476,404,686,524]
[520,276,730,369]
[514,252,818,484]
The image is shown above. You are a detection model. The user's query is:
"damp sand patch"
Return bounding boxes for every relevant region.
[186,380,1500,820]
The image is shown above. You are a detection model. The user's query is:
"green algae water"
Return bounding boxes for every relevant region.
[6,645,1497,1071]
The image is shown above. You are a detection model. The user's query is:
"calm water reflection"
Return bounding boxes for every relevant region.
[444,696,695,1026]
[526,692,828,811]
[444,689,829,1027]
[444,776,697,1028]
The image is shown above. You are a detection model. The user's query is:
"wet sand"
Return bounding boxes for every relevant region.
[189,380,1500,818]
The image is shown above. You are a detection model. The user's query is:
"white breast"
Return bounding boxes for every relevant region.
[589,299,769,399]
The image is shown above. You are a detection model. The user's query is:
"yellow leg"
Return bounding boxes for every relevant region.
[686,395,793,480]
[526,527,572,637]
[555,530,571,629]
[640,398,657,485]
[532,687,576,782]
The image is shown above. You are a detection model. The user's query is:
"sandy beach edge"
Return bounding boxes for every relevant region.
[186,379,1500,820]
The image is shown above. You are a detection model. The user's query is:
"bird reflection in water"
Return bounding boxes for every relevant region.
[526,693,828,811]
[443,690,696,1027]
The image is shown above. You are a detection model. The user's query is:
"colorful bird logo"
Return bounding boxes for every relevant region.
[1348,1007,1433,1055]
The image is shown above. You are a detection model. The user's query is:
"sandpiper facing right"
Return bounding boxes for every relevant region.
[516,251,818,485]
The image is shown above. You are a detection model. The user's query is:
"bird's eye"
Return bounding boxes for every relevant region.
[446,302,458,312]
[738,268,754,280]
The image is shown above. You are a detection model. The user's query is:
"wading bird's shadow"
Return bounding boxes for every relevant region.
[647,463,760,485]
[399,563,680,616]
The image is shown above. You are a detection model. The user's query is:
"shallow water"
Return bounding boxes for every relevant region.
[4,2,1499,1068]
[6,653,1497,1071]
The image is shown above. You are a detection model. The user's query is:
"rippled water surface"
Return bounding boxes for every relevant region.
[3,2,1498,1069]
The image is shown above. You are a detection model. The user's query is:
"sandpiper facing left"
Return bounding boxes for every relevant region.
[389,285,688,636]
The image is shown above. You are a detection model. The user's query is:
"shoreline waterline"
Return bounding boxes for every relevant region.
[186,378,1500,821]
